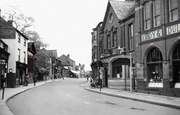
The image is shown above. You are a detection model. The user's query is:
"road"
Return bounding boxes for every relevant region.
[7,78,180,115]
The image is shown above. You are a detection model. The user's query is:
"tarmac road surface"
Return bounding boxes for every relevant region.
[7,78,180,115]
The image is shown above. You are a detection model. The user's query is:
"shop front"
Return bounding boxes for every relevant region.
[137,40,180,97]
[0,40,9,89]
[16,62,28,86]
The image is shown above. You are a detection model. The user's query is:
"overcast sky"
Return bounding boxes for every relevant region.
[0,0,124,70]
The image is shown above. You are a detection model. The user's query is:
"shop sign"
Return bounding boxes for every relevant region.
[166,23,180,36]
[141,29,162,42]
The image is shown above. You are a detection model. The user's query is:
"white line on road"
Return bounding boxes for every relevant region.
[85,102,90,105]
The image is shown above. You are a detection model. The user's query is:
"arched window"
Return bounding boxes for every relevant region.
[172,42,180,84]
[147,48,163,87]
[147,48,163,63]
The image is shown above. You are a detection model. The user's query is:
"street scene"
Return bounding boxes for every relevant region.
[1,0,180,114]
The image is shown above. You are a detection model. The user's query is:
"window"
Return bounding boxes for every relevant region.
[107,34,111,49]
[18,49,20,61]
[144,2,151,30]
[147,48,163,85]
[18,34,21,43]
[128,23,134,50]
[24,52,26,63]
[169,0,178,22]
[153,0,161,27]
[24,38,26,46]
[112,31,117,48]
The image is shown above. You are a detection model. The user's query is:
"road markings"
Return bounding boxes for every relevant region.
[85,102,90,105]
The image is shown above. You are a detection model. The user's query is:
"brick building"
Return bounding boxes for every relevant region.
[92,0,136,89]
[134,0,180,96]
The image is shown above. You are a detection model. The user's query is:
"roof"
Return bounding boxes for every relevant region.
[47,50,57,57]
[110,0,136,20]
[102,0,136,29]
[0,17,29,40]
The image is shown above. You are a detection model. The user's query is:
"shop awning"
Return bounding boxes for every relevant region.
[70,70,79,74]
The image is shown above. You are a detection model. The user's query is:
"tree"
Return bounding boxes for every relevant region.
[2,6,34,34]
[25,30,49,50]
[34,48,50,73]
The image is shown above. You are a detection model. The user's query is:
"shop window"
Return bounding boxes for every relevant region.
[169,0,178,22]
[147,48,163,87]
[173,42,180,85]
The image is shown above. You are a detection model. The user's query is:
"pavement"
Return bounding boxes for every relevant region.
[80,82,180,110]
[1,78,180,115]
[0,79,60,115]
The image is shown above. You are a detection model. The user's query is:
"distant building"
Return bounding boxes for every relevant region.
[58,54,77,77]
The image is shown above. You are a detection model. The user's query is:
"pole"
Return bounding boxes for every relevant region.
[130,53,132,92]
[2,87,5,99]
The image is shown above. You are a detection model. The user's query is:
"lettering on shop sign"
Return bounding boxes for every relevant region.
[141,29,162,42]
[166,23,180,36]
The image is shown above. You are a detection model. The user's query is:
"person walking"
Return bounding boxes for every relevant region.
[33,75,36,86]
[25,74,29,86]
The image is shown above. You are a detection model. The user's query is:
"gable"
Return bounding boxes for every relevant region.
[102,0,136,31]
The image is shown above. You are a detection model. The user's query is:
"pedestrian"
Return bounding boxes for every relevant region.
[33,75,36,86]
[1,74,5,99]
[25,74,29,86]
[86,75,89,82]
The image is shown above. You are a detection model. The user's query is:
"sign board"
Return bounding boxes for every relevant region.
[141,29,162,42]
[166,23,180,36]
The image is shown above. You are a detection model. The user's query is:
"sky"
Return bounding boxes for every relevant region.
[0,0,124,71]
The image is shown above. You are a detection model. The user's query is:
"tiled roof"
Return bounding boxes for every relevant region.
[109,0,136,20]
